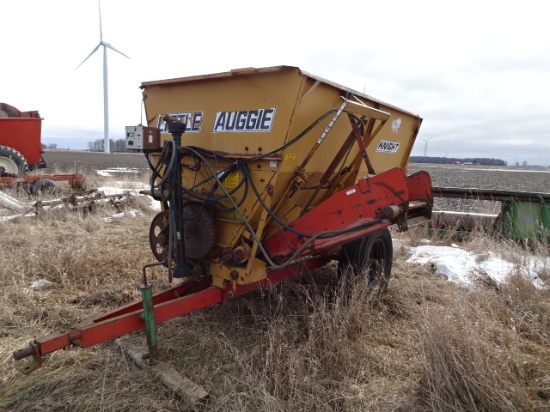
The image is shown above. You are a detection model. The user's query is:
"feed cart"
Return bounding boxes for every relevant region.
[14,66,433,373]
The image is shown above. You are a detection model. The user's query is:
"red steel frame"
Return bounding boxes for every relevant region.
[13,256,330,374]
[265,169,433,258]
[0,174,85,191]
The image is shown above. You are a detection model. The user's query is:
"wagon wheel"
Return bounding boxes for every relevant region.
[30,179,59,196]
[338,228,393,293]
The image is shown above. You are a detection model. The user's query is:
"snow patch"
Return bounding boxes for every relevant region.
[96,167,142,177]
[29,279,57,290]
[407,244,548,288]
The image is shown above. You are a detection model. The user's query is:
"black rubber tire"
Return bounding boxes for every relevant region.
[31,179,59,196]
[0,145,28,175]
[338,228,393,292]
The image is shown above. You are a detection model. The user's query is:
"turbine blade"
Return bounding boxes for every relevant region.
[103,42,130,59]
[98,0,103,41]
[76,44,101,69]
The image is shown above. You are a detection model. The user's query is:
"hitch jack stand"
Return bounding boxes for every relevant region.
[140,283,158,362]
[140,263,161,362]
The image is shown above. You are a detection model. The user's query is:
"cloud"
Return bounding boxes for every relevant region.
[2,0,549,166]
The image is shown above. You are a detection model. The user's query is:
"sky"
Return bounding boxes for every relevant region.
[2,0,549,166]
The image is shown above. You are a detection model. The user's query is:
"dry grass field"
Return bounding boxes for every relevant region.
[0,151,549,411]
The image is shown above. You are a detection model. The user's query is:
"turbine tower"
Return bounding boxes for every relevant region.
[419,136,433,157]
[77,0,129,153]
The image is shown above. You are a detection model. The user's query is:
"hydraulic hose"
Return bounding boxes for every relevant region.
[144,107,375,270]
[185,145,388,269]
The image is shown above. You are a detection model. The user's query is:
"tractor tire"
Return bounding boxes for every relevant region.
[31,179,59,196]
[0,103,21,118]
[338,228,393,292]
[0,145,28,175]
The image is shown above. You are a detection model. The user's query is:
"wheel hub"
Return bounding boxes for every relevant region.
[0,156,18,175]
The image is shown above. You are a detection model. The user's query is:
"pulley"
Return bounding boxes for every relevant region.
[149,202,215,265]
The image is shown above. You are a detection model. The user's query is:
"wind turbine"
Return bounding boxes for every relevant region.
[77,0,129,153]
[419,136,433,157]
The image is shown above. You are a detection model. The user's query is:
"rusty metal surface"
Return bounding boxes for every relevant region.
[433,186,550,202]
[0,173,85,191]
[432,210,497,231]
[33,191,131,214]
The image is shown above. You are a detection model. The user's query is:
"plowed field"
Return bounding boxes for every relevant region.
[43,150,149,175]
[42,150,550,213]
[408,163,550,213]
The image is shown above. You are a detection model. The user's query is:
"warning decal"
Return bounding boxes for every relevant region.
[223,171,241,189]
